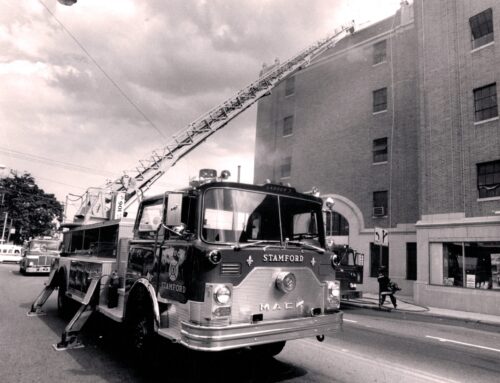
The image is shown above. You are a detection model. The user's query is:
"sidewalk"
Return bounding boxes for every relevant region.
[342,293,500,327]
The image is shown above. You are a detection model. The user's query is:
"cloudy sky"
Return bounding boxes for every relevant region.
[0,0,403,214]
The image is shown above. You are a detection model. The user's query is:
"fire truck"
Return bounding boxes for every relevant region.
[29,23,355,356]
[323,200,364,299]
[329,244,364,300]
[19,236,62,274]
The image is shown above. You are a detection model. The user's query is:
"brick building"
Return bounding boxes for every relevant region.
[254,0,500,314]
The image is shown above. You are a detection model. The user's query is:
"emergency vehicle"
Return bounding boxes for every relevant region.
[323,199,364,299]
[19,237,61,274]
[329,244,364,299]
[29,23,355,356]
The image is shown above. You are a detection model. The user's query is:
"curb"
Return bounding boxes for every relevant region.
[341,300,500,328]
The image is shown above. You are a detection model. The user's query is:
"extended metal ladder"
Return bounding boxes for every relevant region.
[74,22,355,221]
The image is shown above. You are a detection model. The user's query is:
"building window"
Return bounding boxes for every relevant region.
[283,115,294,136]
[477,160,500,198]
[373,88,387,113]
[373,40,386,64]
[430,242,500,290]
[373,137,388,163]
[406,242,417,280]
[370,242,389,277]
[285,76,295,96]
[474,83,498,122]
[280,156,291,178]
[373,191,388,217]
[470,8,494,49]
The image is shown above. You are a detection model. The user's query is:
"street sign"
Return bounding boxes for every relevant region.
[374,227,389,246]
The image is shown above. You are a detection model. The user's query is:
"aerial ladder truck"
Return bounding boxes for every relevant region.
[29,23,355,358]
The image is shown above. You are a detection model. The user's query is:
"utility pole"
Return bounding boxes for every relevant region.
[1,212,8,244]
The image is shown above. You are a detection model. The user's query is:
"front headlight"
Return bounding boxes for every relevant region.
[214,285,231,305]
[28,261,35,267]
[349,282,357,289]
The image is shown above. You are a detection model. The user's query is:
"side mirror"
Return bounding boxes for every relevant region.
[165,193,183,227]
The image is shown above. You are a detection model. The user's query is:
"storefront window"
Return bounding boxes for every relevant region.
[430,242,500,290]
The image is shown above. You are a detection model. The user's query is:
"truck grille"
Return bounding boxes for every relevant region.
[232,267,325,323]
[38,256,50,266]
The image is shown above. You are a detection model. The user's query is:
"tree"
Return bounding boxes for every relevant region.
[0,171,63,244]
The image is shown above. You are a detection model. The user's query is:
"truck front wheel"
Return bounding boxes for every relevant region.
[126,302,154,362]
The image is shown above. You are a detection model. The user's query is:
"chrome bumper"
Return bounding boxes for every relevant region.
[180,312,343,351]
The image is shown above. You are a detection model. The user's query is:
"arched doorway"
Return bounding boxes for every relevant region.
[322,194,365,248]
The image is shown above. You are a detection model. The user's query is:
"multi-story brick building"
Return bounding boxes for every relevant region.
[254,0,500,314]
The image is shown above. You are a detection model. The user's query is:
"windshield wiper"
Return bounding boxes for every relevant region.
[233,240,281,251]
[287,240,325,254]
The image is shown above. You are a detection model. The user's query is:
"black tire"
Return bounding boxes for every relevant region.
[19,267,25,275]
[126,302,155,364]
[251,341,286,357]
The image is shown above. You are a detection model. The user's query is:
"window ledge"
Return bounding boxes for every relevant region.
[474,116,499,126]
[372,215,388,219]
[280,176,291,180]
[477,196,500,202]
[373,161,388,166]
[372,110,387,116]
[283,133,293,138]
[471,41,495,53]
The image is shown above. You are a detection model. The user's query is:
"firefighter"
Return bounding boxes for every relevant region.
[377,266,397,309]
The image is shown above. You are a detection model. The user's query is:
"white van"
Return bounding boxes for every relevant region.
[0,244,23,264]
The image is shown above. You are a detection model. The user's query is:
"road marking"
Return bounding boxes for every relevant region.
[343,319,358,323]
[425,335,500,353]
[301,339,459,383]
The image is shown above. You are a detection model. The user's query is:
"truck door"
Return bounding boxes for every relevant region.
[157,193,196,304]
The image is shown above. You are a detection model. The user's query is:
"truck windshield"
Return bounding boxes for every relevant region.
[202,188,323,246]
[29,240,60,252]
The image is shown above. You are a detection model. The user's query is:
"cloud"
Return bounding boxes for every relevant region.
[0,0,403,204]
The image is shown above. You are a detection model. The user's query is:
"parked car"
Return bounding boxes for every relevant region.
[0,244,23,264]
[19,238,61,274]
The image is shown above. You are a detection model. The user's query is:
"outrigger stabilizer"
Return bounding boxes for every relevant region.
[27,271,101,351]
[53,277,100,351]
[27,268,58,317]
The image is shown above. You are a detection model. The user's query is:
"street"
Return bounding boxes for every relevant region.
[1,263,499,383]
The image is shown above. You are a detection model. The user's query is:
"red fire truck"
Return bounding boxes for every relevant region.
[29,23,355,356]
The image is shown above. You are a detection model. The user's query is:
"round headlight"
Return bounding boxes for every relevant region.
[349,282,357,289]
[276,272,296,293]
[207,250,221,265]
[214,285,231,305]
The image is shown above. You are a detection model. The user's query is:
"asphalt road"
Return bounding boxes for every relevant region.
[1,263,499,383]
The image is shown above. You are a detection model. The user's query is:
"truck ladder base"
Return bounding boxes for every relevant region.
[27,268,58,316]
[52,277,100,351]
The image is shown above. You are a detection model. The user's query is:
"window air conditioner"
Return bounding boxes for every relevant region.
[373,207,385,217]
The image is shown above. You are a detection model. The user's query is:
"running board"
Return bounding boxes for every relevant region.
[27,268,58,316]
[53,277,100,351]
